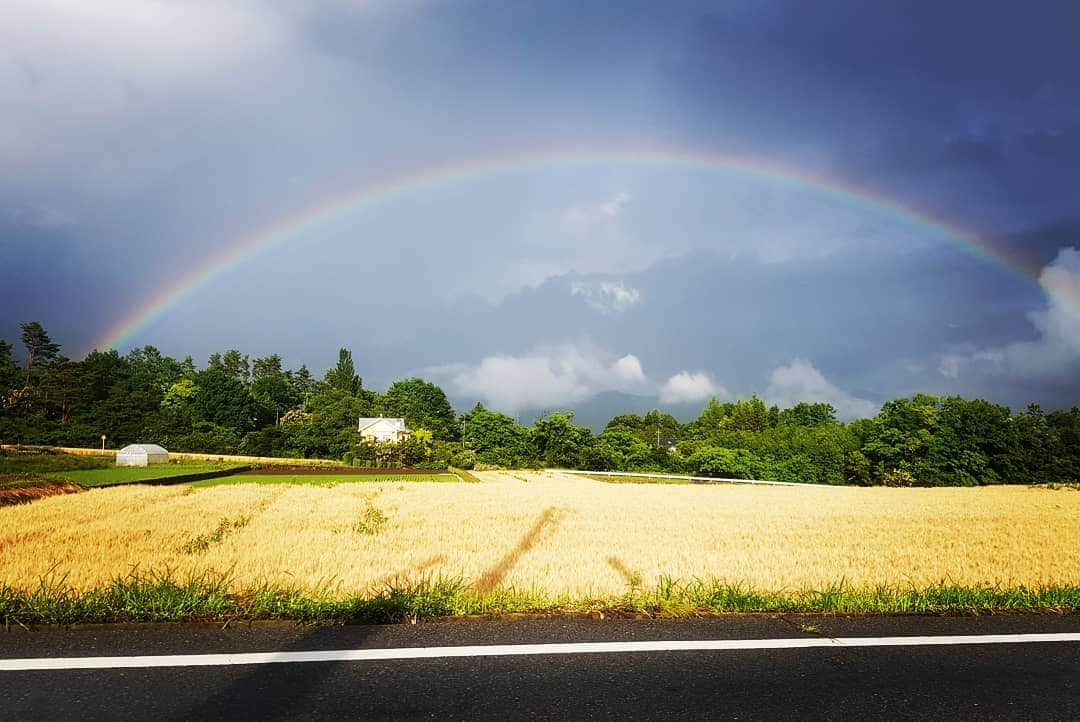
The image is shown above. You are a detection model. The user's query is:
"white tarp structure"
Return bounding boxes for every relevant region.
[116,443,169,467]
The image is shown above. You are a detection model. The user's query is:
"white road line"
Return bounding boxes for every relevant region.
[2,633,1078,671]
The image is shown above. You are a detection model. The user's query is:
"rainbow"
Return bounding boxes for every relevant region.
[92,146,1047,353]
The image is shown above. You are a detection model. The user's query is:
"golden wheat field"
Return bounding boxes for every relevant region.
[1,471,1077,597]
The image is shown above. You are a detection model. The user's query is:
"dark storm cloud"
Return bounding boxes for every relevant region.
[2,1,1079,413]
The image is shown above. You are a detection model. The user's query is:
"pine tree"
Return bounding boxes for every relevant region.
[20,321,60,387]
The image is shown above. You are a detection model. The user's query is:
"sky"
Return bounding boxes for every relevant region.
[2,0,1079,419]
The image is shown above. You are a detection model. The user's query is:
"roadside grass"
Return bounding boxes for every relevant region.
[187,473,460,487]
[44,462,242,487]
[1,572,1077,626]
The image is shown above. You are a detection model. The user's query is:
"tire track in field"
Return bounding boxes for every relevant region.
[473,507,566,594]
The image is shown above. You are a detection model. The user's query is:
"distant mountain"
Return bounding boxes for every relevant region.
[451,390,704,433]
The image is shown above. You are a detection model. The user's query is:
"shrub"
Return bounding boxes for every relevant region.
[449,449,477,470]
[882,468,917,487]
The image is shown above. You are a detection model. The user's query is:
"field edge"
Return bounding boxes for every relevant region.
[2,574,1077,626]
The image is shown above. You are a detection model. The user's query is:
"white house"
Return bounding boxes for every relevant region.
[357,417,411,443]
[116,443,169,467]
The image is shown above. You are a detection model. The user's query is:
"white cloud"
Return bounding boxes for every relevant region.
[570,280,643,314]
[766,358,878,419]
[560,191,630,233]
[659,371,725,404]
[437,343,647,413]
[939,247,1080,383]
[612,353,646,383]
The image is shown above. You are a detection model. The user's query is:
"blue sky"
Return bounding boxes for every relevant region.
[2,0,1079,417]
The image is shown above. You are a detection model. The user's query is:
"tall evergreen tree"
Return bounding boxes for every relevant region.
[20,321,60,386]
[324,348,361,396]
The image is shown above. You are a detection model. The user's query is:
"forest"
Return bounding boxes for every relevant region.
[3,321,1078,486]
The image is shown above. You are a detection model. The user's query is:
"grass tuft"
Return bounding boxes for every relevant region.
[1,573,1077,627]
[179,515,251,554]
[352,503,388,535]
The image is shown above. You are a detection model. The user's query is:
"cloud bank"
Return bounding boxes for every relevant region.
[438,342,647,413]
[766,358,878,420]
[659,371,724,404]
[939,247,1080,384]
[570,280,642,314]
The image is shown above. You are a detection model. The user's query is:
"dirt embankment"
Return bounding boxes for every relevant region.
[0,478,83,507]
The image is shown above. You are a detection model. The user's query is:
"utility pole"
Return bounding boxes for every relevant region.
[656,427,661,448]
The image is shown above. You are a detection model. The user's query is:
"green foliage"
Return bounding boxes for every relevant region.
[688,446,766,479]
[531,411,595,468]
[0,450,110,474]
[180,515,251,554]
[1,573,1075,626]
[20,321,61,387]
[778,402,837,427]
[323,348,361,396]
[352,502,388,535]
[725,394,770,432]
[594,429,653,470]
[382,377,458,441]
[449,448,477,469]
[4,322,1080,486]
[462,403,536,467]
[192,368,256,432]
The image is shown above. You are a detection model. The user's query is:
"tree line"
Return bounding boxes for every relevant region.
[2,321,1078,485]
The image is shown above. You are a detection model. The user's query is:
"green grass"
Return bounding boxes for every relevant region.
[0,452,110,475]
[1,572,1076,626]
[187,472,460,487]
[179,515,253,554]
[43,462,242,486]
[582,473,697,484]
[0,474,76,491]
[449,466,483,483]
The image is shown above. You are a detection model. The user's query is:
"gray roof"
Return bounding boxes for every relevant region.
[357,417,409,432]
[117,443,169,455]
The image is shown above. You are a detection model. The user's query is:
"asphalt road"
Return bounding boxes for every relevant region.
[1,615,1078,721]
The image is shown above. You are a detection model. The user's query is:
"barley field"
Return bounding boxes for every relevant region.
[1,471,1077,597]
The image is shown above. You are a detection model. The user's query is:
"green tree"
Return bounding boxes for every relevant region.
[290,364,316,409]
[778,402,837,428]
[382,377,457,440]
[595,429,652,470]
[693,396,732,436]
[642,409,682,444]
[725,395,769,432]
[251,354,292,423]
[324,348,361,396]
[860,394,941,483]
[461,403,534,466]
[208,350,250,385]
[531,411,594,468]
[192,368,257,432]
[926,397,1013,486]
[0,339,18,396]
[20,321,60,386]
[41,356,87,423]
